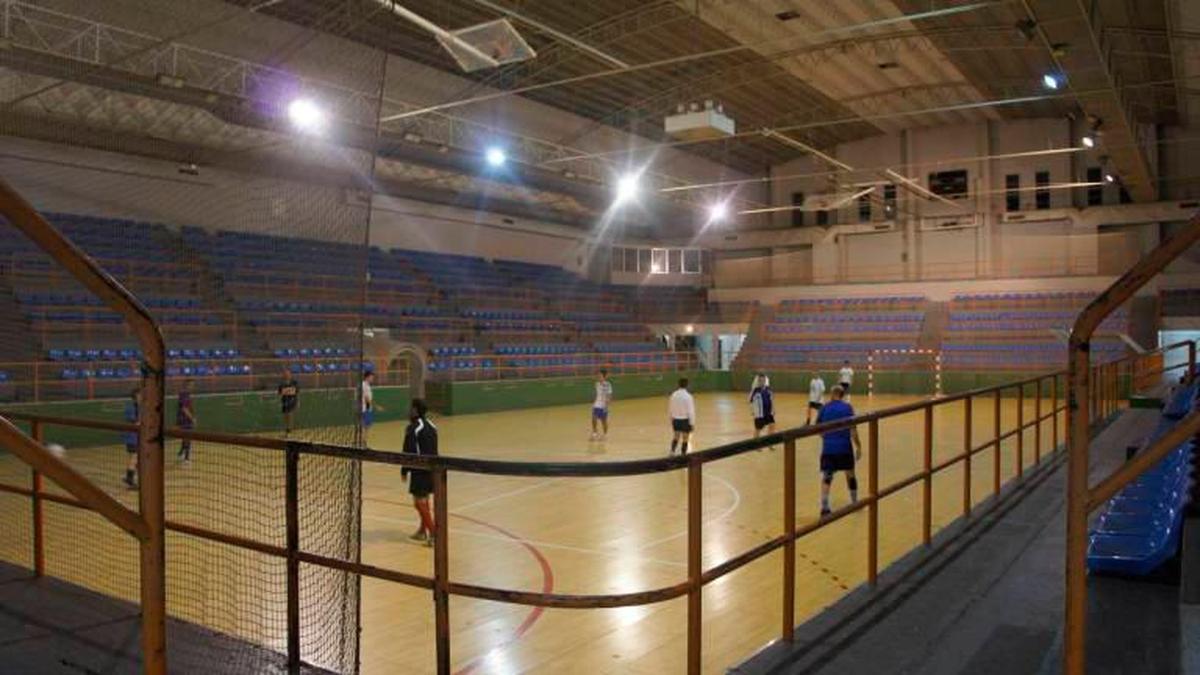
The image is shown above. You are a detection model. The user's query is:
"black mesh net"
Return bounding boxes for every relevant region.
[0,2,400,671]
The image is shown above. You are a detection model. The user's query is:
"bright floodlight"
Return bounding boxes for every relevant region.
[1081,135,1095,148]
[1104,173,1116,183]
[1042,73,1060,90]
[485,147,506,167]
[708,201,730,222]
[615,173,640,204]
[288,98,325,134]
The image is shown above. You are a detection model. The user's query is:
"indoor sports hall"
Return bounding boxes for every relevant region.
[0,2,1198,674]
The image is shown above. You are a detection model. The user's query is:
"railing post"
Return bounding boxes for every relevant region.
[867,419,879,586]
[922,406,932,546]
[687,458,703,675]
[31,420,44,577]
[1016,383,1025,478]
[782,438,795,642]
[434,468,451,675]
[963,396,972,516]
[993,389,1001,496]
[1188,341,1196,377]
[1053,374,1060,450]
[1034,378,1043,464]
[285,443,300,674]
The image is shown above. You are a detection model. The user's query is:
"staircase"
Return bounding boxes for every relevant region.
[161,229,270,357]
[916,301,948,352]
[731,303,774,371]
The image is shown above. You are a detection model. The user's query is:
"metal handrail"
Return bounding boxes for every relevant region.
[1063,213,1200,675]
[0,177,167,675]
[0,340,1187,673]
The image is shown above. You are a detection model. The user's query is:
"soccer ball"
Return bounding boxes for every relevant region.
[45,443,66,459]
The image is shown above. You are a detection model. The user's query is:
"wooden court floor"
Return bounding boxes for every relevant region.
[357,390,1058,675]
[0,390,1060,674]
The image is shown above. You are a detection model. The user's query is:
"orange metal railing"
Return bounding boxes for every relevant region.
[1063,215,1200,675]
[0,340,1186,674]
[0,177,168,674]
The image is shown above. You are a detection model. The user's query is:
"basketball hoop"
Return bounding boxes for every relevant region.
[436,18,537,73]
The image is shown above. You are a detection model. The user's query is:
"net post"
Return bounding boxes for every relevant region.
[992,389,1001,496]
[285,442,300,674]
[434,468,451,675]
[922,406,932,546]
[781,438,796,642]
[867,419,879,586]
[31,420,44,577]
[687,458,703,675]
[1016,383,1024,478]
[963,396,972,516]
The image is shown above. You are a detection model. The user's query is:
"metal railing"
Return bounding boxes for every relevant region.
[0,177,168,673]
[1063,216,1200,674]
[1,340,1188,674]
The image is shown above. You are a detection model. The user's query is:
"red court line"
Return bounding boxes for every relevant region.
[450,513,554,675]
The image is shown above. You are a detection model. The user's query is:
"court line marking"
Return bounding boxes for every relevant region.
[632,471,742,552]
[450,513,554,675]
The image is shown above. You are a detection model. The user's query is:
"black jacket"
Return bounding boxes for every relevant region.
[402,417,438,477]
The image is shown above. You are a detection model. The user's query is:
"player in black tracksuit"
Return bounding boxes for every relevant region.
[402,398,438,546]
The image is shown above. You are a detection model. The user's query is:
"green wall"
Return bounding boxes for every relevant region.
[427,371,731,415]
[1,386,410,449]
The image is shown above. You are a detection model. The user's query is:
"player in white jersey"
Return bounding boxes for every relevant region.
[668,377,696,455]
[839,360,855,400]
[590,369,613,440]
[806,372,826,425]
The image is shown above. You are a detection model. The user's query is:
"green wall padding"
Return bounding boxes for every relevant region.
[430,371,730,415]
[1,386,410,449]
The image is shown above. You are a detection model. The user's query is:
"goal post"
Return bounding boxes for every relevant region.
[867,348,942,397]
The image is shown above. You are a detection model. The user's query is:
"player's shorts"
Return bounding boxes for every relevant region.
[839,381,852,392]
[281,401,297,414]
[592,407,608,421]
[125,442,137,455]
[754,414,775,430]
[820,452,855,475]
[671,418,694,433]
[808,401,824,410]
[408,469,433,498]
[361,410,374,428]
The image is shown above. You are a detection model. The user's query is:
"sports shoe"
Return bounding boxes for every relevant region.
[820,508,831,517]
[425,534,435,548]
[409,529,428,542]
[123,473,138,490]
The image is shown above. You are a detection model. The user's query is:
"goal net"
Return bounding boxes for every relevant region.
[867,348,942,397]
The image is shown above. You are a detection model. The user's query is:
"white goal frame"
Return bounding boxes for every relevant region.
[867,348,942,396]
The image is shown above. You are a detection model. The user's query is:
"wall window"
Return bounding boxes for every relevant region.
[816,209,830,226]
[1035,170,1050,209]
[650,248,668,274]
[611,246,704,275]
[883,184,897,217]
[791,192,805,227]
[858,192,871,222]
[928,169,969,199]
[1086,167,1103,206]
[638,248,651,273]
[668,249,682,273]
[1005,174,1020,212]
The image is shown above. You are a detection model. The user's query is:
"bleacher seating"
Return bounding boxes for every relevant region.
[1,212,709,397]
[1087,379,1198,575]
[752,296,926,369]
[1161,289,1200,317]
[944,292,1129,370]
